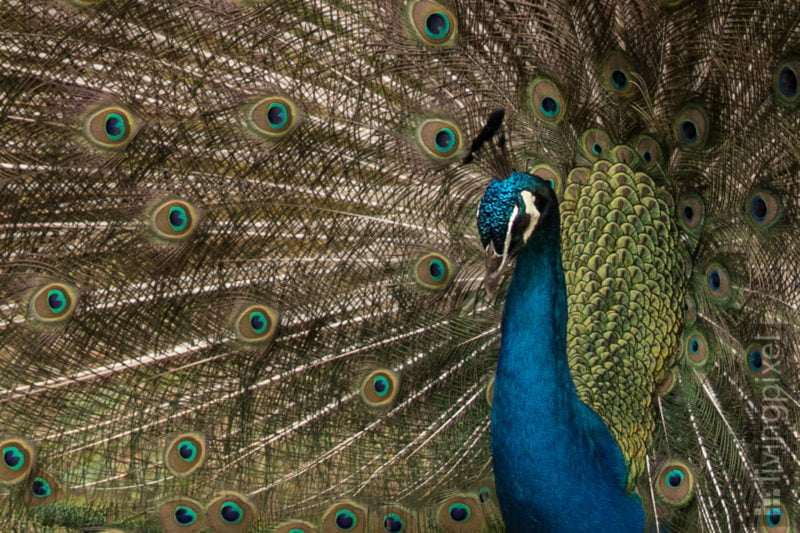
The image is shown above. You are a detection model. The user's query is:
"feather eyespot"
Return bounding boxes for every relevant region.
[361,369,400,407]
[245,96,299,140]
[408,1,457,46]
[29,282,78,323]
[165,432,206,476]
[0,438,34,485]
[23,471,61,507]
[206,492,254,532]
[437,495,484,529]
[159,498,205,532]
[322,501,367,533]
[84,106,137,150]
[233,304,280,344]
[747,191,781,229]
[415,119,463,162]
[413,252,455,290]
[745,343,774,380]
[634,135,663,170]
[759,501,790,532]
[774,59,800,106]
[528,78,566,125]
[31,477,51,498]
[684,331,708,367]
[149,199,199,241]
[383,513,405,532]
[529,163,562,196]
[676,195,704,232]
[674,105,709,149]
[705,264,731,300]
[579,129,611,161]
[602,52,636,97]
[654,460,695,507]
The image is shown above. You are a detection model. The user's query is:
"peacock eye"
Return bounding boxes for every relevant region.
[84,106,136,150]
[448,503,471,522]
[528,77,566,124]
[165,433,206,476]
[602,52,636,97]
[0,438,34,485]
[674,105,709,149]
[676,195,704,232]
[322,502,366,533]
[580,128,611,161]
[705,264,731,299]
[206,493,254,531]
[383,512,405,532]
[149,199,199,241]
[245,95,299,140]
[415,119,463,161]
[413,252,455,290]
[361,369,400,407]
[746,190,780,229]
[774,59,800,105]
[30,283,78,323]
[234,304,280,344]
[220,502,243,524]
[174,506,197,525]
[655,460,695,507]
[408,0,457,46]
[31,477,51,498]
[335,509,357,530]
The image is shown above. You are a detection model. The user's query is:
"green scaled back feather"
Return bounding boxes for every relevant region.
[1,0,798,532]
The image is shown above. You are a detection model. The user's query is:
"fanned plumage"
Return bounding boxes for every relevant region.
[0,0,797,531]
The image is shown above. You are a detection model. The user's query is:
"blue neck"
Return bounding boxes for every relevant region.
[490,218,644,531]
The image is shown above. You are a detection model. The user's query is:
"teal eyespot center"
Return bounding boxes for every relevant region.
[611,69,628,89]
[177,440,197,462]
[425,11,450,39]
[373,375,390,396]
[31,477,51,498]
[335,509,357,530]
[174,506,197,525]
[105,112,125,140]
[168,206,188,231]
[708,269,721,291]
[539,96,559,117]
[428,259,445,281]
[766,506,783,526]
[778,66,798,98]
[383,513,405,532]
[592,143,602,155]
[220,502,243,524]
[249,311,268,334]
[434,128,455,152]
[2,446,24,470]
[666,469,684,488]
[47,289,67,313]
[689,338,699,353]
[680,120,698,142]
[267,103,288,128]
[748,349,764,372]
[448,503,470,522]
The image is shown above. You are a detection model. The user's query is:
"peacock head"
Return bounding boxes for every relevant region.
[477,171,558,286]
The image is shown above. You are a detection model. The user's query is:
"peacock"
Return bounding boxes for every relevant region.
[0,0,798,531]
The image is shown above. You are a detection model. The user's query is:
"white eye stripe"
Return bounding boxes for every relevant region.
[519,190,540,243]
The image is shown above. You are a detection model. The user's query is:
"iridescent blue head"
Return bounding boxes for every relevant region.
[477,171,558,283]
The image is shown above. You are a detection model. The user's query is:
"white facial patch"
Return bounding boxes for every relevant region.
[519,190,540,243]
